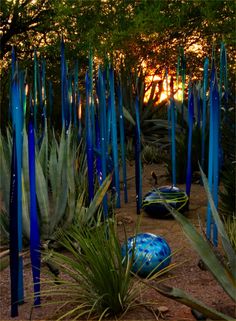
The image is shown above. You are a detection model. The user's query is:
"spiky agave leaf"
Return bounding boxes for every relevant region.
[142,171,236,320]
[48,127,68,236]
[21,127,30,240]
[200,166,236,278]
[148,283,232,321]
[0,132,11,218]
[159,177,236,301]
[0,128,30,241]
[38,121,49,178]
[35,152,50,240]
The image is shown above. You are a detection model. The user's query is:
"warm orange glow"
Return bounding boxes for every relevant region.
[78,101,82,120]
[144,70,184,105]
[25,84,29,96]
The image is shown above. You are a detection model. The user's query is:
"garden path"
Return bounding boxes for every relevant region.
[0,163,235,320]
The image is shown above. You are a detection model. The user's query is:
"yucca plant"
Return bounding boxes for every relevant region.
[146,166,236,320]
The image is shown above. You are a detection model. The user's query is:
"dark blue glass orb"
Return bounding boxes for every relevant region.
[121,233,171,277]
[142,186,189,218]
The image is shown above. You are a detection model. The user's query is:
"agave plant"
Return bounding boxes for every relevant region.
[0,124,96,245]
[146,167,236,320]
[0,128,12,243]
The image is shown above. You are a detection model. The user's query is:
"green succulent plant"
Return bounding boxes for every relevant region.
[0,125,94,245]
[146,167,236,320]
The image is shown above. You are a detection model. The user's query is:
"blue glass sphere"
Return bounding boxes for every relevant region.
[142,186,189,218]
[121,233,171,277]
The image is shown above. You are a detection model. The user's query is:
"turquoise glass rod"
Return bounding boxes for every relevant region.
[11,58,24,304]
[109,67,120,208]
[201,57,209,171]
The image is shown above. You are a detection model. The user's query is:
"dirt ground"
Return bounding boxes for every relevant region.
[0,163,235,321]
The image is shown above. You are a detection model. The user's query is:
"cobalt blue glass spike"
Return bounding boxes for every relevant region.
[117,81,128,203]
[65,67,70,130]
[9,47,16,122]
[33,50,38,132]
[37,59,46,147]
[170,98,176,186]
[90,98,96,147]
[48,81,53,127]
[107,95,111,147]
[11,65,24,303]
[117,83,128,203]
[73,60,79,127]
[197,88,201,128]
[19,70,26,121]
[37,58,43,113]
[42,58,46,105]
[186,85,194,197]
[77,93,82,142]
[201,57,209,170]
[98,67,108,216]
[95,115,102,185]
[41,58,46,123]
[9,128,19,317]
[212,78,220,246]
[176,50,180,89]
[170,76,176,186]
[61,37,70,130]
[98,67,107,170]
[165,68,169,97]
[28,119,41,306]
[89,51,96,147]
[61,38,65,127]
[109,67,120,208]
[167,103,171,142]
[181,47,186,128]
[68,74,73,127]
[220,42,228,107]
[135,95,142,214]
[206,60,216,242]
[167,69,171,141]
[85,72,94,202]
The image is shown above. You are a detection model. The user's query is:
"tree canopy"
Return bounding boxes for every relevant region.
[1,0,235,71]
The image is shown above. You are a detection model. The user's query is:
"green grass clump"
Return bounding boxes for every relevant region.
[42,222,140,320]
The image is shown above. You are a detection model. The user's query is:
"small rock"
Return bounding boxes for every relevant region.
[157,306,169,313]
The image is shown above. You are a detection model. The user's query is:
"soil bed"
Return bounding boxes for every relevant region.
[0,163,235,320]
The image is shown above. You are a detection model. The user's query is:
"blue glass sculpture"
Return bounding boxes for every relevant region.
[142,186,188,218]
[122,233,171,277]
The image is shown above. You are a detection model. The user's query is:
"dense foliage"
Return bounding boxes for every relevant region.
[1,0,235,67]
